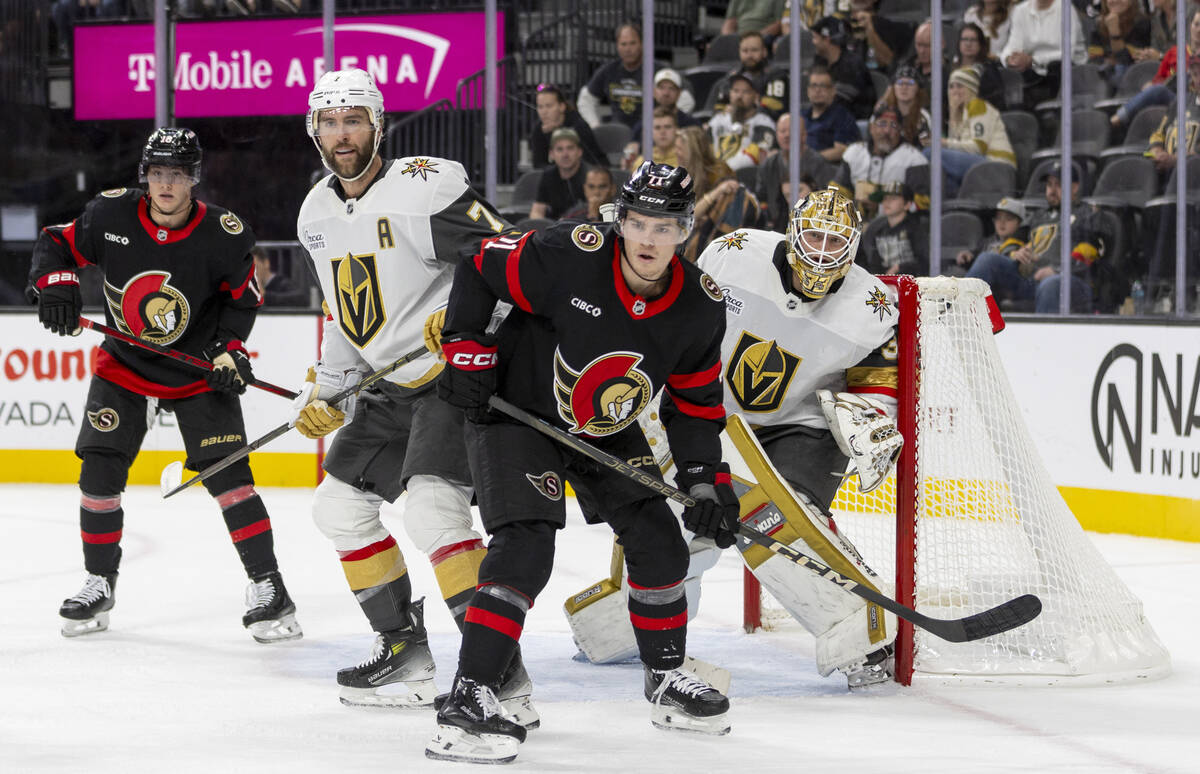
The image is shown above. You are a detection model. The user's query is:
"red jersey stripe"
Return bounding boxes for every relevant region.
[338,535,399,562]
[665,391,726,420]
[58,222,91,267]
[464,606,523,640]
[667,361,721,391]
[82,529,122,545]
[505,250,532,313]
[229,519,271,543]
[94,350,209,399]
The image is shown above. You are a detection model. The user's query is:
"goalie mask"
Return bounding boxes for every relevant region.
[139,127,202,184]
[306,68,386,183]
[614,161,696,246]
[786,185,863,299]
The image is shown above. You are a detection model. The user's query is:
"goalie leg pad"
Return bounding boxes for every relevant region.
[564,576,639,664]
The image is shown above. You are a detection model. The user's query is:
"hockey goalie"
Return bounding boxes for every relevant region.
[566,185,904,688]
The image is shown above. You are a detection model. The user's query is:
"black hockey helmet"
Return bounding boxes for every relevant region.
[139,127,202,183]
[617,161,695,220]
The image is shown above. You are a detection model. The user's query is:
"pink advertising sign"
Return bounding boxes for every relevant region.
[73,13,505,120]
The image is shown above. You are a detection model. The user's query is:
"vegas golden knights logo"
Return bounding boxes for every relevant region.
[725,331,801,413]
[553,348,651,436]
[103,271,190,345]
[331,252,386,348]
[1030,223,1057,259]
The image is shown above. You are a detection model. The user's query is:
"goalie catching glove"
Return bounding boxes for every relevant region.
[438,332,497,423]
[202,338,254,395]
[675,462,740,549]
[290,364,362,439]
[817,390,903,493]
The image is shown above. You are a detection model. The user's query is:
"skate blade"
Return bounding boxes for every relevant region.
[339,679,436,709]
[499,695,540,730]
[425,725,520,764]
[650,706,731,736]
[61,612,109,638]
[246,613,303,644]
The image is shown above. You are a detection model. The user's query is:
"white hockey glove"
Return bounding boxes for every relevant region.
[290,364,363,439]
[818,390,903,494]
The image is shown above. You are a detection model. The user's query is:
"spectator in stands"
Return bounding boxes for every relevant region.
[674,126,763,260]
[710,32,791,119]
[847,0,915,71]
[895,20,939,99]
[930,67,1016,196]
[1146,54,1200,176]
[707,70,779,171]
[877,65,933,148]
[755,113,837,230]
[52,0,123,58]
[577,22,694,129]
[1000,0,1087,111]
[529,84,605,170]
[804,65,862,163]
[627,68,700,143]
[562,167,618,223]
[860,181,929,275]
[1111,7,1200,129]
[1087,0,1152,86]
[1144,0,1178,63]
[840,104,928,217]
[964,0,1014,54]
[529,128,589,220]
[953,22,1008,110]
[722,0,787,39]
[954,197,1027,273]
[966,160,1112,313]
[628,106,681,169]
[811,16,877,119]
[252,246,308,307]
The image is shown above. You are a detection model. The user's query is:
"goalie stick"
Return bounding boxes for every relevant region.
[160,345,430,498]
[487,396,1042,644]
[79,317,298,400]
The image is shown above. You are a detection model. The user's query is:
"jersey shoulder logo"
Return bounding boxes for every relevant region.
[725,331,802,413]
[100,188,128,199]
[700,273,724,302]
[86,407,120,432]
[865,287,894,321]
[103,271,191,345]
[220,212,244,235]
[716,230,749,251]
[400,157,440,181]
[553,348,651,437]
[331,252,387,348]
[571,223,604,252]
[525,471,563,501]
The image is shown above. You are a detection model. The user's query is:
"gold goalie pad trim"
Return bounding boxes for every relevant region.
[724,413,890,646]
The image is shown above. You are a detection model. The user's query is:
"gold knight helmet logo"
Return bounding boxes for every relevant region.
[331,252,387,347]
[725,331,802,413]
[103,271,189,344]
[553,348,651,436]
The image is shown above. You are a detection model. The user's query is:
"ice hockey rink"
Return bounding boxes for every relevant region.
[2,483,1197,774]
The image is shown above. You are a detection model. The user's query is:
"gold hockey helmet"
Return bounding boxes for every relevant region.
[785,185,863,299]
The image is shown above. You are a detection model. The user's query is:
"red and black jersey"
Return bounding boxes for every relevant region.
[30,187,260,398]
[446,221,728,468]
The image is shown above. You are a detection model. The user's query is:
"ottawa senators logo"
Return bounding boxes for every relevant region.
[103,271,190,345]
[331,252,386,348]
[220,213,244,235]
[725,331,802,413]
[571,223,604,252]
[700,273,723,301]
[86,408,119,432]
[525,471,563,501]
[100,188,127,198]
[553,349,652,436]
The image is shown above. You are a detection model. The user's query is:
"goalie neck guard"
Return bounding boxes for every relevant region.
[306,68,386,183]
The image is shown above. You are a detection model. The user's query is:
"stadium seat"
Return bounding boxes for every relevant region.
[704,34,740,64]
[1001,110,1039,189]
[610,167,631,189]
[940,210,984,271]
[1023,157,1094,201]
[999,67,1024,111]
[682,65,732,115]
[502,169,542,219]
[1096,60,1161,112]
[771,30,815,66]
[870,70,889,103]
[1031,109,1110,164]
[1099,105,1167,163]
[593,123,633,166]
[1084,156,1158,210]
[944,160,1017,210]
[1034,63,1111,113]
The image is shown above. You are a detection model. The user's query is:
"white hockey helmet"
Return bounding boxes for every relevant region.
[785,184,863,299]
[306,68,386,182]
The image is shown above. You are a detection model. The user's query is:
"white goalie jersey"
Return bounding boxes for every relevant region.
[296,156,510,389]
[696,228,899,428]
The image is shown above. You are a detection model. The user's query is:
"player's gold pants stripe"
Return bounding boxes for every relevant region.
[341,543,408,591]
[433,546,486,601]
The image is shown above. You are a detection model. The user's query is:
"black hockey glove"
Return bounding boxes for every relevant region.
[438,332,498,423]
[676,462,740,549]
[203,338,254,395]
[34,270,83,337]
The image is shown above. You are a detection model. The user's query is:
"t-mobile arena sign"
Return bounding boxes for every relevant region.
[73,13,505,120]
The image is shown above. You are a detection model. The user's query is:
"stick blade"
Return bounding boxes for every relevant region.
[954,594,1043,643]
[159,461,184,498]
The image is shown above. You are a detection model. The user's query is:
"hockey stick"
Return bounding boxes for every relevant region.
[487,396,1043,644]
[160,344,431,498]
[79,317,299,400]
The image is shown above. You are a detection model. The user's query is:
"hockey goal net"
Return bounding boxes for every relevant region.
[743,276,1171,685]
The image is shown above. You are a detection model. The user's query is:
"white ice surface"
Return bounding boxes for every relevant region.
[1,484,1197,774]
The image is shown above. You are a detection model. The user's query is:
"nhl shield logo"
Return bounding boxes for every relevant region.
[526,471,563,501]
[331,252,387,347]
[725,331,802,413]
[87,408,120,432]
[103,271,190,345]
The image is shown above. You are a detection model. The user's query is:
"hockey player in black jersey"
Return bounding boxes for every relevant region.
[425,163,739,764]
[28,127,302,643]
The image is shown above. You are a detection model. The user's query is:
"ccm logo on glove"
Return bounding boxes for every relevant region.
[449,351,498,369]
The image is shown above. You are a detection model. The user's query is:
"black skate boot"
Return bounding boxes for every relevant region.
[59,572,117,638]
[425,675,527,764]
[337,598,436,708]
[644,665,731,736]
[843,644,895,690]
[242,571,303,644]
[433,647,539,730]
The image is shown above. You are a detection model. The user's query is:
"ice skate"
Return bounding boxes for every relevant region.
[644,665,731,736]
[338,598,436,708]
[433,648,539,730]
[59,572,117,638]
[425,675,527,764]
[242,571,303,644]
[843,645,894,690]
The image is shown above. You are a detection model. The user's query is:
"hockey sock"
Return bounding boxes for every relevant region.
[340,534,414,633]
[214,485,278,578]
[627,578,688,671]
[430,538,487,631]
[79,492,123,575]
[459,583,530,683]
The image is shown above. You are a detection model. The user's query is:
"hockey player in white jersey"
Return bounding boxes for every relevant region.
[291,69,534,722]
